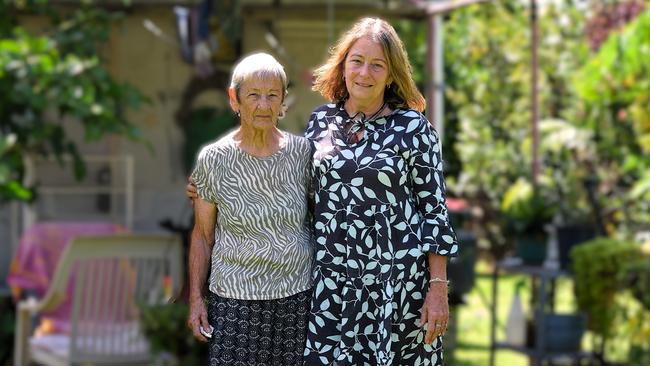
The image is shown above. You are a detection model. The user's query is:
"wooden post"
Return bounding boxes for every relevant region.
[420,0,494,141]
[426,13,444,144]
[531,0,539,186]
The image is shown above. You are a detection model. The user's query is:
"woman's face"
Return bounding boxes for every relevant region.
[229,76,284,130]
[343,36,391,107]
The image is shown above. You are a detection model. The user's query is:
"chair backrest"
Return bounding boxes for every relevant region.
[40,234,182,364]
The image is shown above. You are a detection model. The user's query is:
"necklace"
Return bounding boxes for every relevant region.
[345,101,386,144]
[348,101,386,123]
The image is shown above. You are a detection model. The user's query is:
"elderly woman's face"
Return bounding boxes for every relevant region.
[231,76,283,130]
[343,36,390,106]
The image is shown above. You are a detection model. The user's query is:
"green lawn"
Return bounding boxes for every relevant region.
[448,260,579,366]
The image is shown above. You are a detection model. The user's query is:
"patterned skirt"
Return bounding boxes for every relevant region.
[207,289,311,366]
[303,263,444,366]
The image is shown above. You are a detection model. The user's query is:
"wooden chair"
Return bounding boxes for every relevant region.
[14,235,182,366]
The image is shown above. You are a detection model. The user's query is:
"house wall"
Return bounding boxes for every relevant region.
[241,5,401,134]
[107,7,201,231]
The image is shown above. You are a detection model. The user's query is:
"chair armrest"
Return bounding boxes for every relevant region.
[13,297,39,366]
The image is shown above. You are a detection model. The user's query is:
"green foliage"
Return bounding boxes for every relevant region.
[394,0,650,360]
[501,178,555,234]
[0,3,147,202]
[441,0,590,255]
[620,285,650,366]
[570,238,642,338]
[573,8,650,157]
[538,118,595,224]
[139,303,207,366]
[393,19,462,176]
[620,255,650,364]
[623,257,650,311]
[610,249,650,364]
[572,8,650,234]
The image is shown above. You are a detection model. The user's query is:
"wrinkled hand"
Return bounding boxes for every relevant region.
[419,283,449,343]
[186,177,198,205]
[187,297,210,342]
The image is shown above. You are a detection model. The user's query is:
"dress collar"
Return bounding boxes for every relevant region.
[335,100,398,131]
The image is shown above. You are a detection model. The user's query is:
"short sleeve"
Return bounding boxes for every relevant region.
[191,146,218,203]
[405,114,459,257]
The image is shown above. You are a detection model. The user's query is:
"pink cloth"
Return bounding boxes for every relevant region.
[7,222,125,334]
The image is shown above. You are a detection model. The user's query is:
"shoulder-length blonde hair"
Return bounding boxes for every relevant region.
[312,17,426,112]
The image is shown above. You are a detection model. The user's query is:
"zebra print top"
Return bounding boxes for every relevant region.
[192,130,313,300]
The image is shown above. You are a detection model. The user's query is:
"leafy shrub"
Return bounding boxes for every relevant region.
[140,303,207,366]
[571,238,641,338]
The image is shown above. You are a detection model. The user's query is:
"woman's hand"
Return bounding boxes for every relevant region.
[187,296,211,342]
[186,177,198,201]
[187,199,217,343]
[419,282,449,344]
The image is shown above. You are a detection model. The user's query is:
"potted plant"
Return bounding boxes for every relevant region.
[536,312,587,353]
[446,198,477,305]
[501,178,556,265]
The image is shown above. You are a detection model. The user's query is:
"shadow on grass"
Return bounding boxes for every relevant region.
[454,341,490,351]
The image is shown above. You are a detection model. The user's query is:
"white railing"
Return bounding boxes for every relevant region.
[18,154,134,237]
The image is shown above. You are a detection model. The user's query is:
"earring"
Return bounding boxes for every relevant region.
[236,111,240,117]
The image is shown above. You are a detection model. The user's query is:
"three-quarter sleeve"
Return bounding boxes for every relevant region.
[406,115,459,257]
[191,146,218,203]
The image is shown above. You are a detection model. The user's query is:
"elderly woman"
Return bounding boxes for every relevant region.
[187,52,312,366]
[303,17,459,366]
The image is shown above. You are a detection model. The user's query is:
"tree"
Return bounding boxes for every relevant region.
[439,0,590,256]
[574,6,650,234]
[0,2,147,202]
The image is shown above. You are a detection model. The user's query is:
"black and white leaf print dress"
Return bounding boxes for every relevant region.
[303,103,459,366]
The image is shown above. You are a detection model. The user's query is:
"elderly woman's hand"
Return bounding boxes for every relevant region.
[187,177,198,202]
[419,282,449,344]
[187,296,211,342]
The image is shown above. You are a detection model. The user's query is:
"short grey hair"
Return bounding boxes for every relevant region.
[230,52,288,102]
